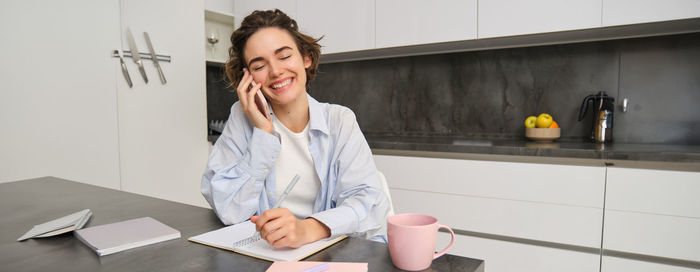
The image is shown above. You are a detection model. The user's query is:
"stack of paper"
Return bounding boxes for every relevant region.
[17,209,92,241]
[75,217,180,256]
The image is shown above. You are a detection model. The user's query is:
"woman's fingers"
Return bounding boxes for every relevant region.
[235,69,254,109]
[256,208,301,247]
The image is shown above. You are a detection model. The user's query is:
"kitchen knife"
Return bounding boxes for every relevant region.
[114,49,133,88]
[143,32,167,84]
[126,27,148,83]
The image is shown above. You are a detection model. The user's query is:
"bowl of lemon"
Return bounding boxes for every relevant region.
[524,113,560,142]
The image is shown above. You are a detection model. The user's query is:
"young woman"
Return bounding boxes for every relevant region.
[201,9,390,248]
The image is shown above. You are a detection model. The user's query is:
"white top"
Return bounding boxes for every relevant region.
[272,117,320,218]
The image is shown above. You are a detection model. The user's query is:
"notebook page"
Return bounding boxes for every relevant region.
[188,220,256,249]
[189,221,347,261]
[236,235,347,261]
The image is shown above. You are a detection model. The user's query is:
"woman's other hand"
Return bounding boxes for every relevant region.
[236,68,273,133]
[250,208,330,248]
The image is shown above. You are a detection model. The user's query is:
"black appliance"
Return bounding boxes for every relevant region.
[578,91,615,143]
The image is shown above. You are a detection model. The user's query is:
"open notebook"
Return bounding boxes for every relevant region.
[188,221,347,262]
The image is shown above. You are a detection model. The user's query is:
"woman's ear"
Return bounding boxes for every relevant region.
[303,55,312,69]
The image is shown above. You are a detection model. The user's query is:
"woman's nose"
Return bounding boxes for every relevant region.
[268,60,283,78]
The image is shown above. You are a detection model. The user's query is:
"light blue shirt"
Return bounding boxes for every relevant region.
[201,94,390,242]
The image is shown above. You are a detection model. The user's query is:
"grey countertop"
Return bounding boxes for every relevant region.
[208,134,700,170]
[1,177,484,272]
[366,134,700,170]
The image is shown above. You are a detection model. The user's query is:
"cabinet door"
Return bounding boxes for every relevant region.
[119,0,210,207]
[376,0,477,48]
[374,155,606,247]
[296,0,375,54]
[233,0,298,29]
[0,0,121,189]
[438,232,601,272]
[602,0,700,27]
[478,0,602,38]
[604,167,700,263]
[602,256,699,272]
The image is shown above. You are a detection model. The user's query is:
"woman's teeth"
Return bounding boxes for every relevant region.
[271,79,292,89]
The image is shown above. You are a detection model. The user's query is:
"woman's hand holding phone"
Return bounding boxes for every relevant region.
[236,69,273,133]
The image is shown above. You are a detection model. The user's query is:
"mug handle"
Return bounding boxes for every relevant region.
[433,224,455,260]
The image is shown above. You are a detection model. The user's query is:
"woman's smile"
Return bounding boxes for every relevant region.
[244,27,311,106]
[269,77,294,93]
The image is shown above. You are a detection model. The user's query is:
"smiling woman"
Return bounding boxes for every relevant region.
[201,9,391,249]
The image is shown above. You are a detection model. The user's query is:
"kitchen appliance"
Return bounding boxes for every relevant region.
[578,91,614,143]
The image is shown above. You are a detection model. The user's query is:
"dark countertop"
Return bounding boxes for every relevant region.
[367,134,700,170]
[209,134,700,169]
[1,177,484,272]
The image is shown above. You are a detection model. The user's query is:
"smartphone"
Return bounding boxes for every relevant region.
[252,86,271,119]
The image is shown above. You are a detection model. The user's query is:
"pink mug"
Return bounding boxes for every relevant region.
[387,213,455,271]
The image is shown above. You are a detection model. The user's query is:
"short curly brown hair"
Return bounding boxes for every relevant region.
[225,9,322,89]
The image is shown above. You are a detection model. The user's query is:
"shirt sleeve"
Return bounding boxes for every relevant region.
[310,108,391,242]
[201,102,281,225]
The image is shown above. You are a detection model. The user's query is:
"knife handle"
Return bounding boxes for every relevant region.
[137,61,148,83]
[155,65,167,84]
[121,60,133,88]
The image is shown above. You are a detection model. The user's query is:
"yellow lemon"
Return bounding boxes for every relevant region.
[536,113,553,128]
[524,116,537,128]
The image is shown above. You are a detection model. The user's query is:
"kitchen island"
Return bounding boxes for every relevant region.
[370,134,700,271]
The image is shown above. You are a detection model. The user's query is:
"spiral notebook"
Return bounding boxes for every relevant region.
[188,221,347,262]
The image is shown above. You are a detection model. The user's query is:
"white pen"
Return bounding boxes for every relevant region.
[235,174,301,247]
[273,174,301,209]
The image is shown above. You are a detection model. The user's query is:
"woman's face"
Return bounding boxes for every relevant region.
[243,27,311,106]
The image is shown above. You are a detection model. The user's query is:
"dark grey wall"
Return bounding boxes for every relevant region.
[206,33,700,145]
[308,33,700,145]
[206,65,236,123]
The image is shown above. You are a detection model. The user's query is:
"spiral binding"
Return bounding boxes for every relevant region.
[232,233,262,248]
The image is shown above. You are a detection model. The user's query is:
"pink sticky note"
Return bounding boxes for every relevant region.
[265,261,368,272]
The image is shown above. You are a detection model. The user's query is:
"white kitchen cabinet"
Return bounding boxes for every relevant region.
[602,256,700,272]
[602,0,700,27]
[206,0,234,17]
[233,0,374,54]
[603,167,700,265]
[296,0,375,54]
[478,0,602,38]
[0,0,122,189]
[233,0,297,30]
[205,11,235,64]
[437,232,601,272]
[118,0,210,208]
[375,0,477,48]
[1,0,211,208]
[374,154,606,271]
[391,188,603,248]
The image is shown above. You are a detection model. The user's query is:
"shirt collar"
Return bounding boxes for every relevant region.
[307,93,329,135]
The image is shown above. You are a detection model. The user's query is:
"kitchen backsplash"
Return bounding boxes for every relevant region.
[207,32,700,145]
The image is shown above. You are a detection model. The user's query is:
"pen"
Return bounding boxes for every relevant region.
[249,174,301,242]
[273,174,301,209]
[299,263,330,272]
